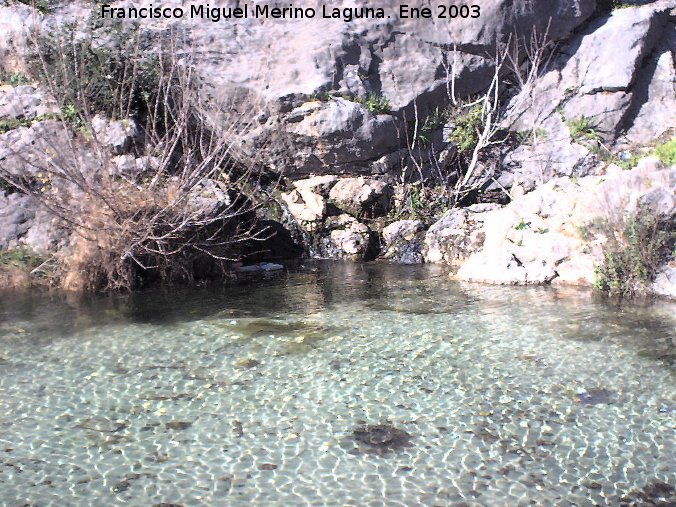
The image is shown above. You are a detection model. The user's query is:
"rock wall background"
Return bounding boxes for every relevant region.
[0,0,674,295]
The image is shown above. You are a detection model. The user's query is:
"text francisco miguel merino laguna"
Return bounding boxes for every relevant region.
[100,3,398,22]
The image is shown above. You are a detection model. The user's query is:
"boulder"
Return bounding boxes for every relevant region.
[651,262,676,300]
[316,214,376,261]
[281,188,326,231]
[91,115,138,155]
[0,192,35,249]
[423,204,498,266]
[381,220,425,264]
[328,176,392,216]
[0,85,57,120]
[292,175,339,197]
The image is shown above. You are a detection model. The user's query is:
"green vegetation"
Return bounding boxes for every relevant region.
[593,211,673,298]
[653,138,676,166]
[359,93,390,115]
[515,127,547,146]
[385,185,451,225]
[448,104,483,154]
[310,91,390,114]
[449,105,483,154]
[615,152,640,170]
[1,0,50,14]
[514,218,530,231]
[413,107,449,146]
[2,72,32,86]
[565,115,601,143]
[0,247,46,271]
[28,22,163,121]
[0,104,83,134]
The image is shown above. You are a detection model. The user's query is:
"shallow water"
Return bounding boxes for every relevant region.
[0,261,674,506]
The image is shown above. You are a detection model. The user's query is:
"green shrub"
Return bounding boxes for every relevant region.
[418,107,450,145]
[615,152,639,170]
[448,104,483,154]
[654,138,676,166]
[593,211,673,297]
[359,93,390,114]
[7,72,31,86]
[0,118,27,134]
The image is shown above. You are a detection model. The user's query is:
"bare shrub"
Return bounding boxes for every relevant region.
[397,22,555,213]
[1,21,276,291]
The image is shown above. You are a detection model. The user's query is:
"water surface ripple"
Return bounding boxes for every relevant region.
[0,262,674,506]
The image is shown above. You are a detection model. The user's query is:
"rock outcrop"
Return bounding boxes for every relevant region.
[456,158,675,287]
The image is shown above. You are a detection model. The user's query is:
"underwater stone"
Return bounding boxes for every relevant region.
[75,418,127,433]
[352,424,412,454]
[235,358,261,369]
[573,388,616,406]
[165,421,193,431]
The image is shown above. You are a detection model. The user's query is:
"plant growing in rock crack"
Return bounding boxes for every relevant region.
[593,210,673,298]
[447,104,484,154]
[1,23,279,291]
[654,138,676,166]
[565,115,601,143]
[358,93,390,115]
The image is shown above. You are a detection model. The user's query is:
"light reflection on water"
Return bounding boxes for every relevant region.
[0,261,674,506]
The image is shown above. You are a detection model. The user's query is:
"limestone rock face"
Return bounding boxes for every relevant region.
[0,0,597,179]
[501,1,675,191]
[381,220,425,264]
[423,204,499,266]
[457,159,675,289]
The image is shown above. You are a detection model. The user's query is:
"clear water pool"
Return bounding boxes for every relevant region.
[0,261,674,506]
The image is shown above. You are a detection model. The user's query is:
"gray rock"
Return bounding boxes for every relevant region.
[281,188,326,231]
[0,120,71,178]
[457,159,675,288]
[91,115,138,155]
[508,1,674,143]
[328,176,392,216]
[423,205,497,266]
[316,214,375,261]
[0,85,58,120]
[381,220,425,264]
[292,175,339,197]
[651,263,676,300]
[21,208,68,253]
[0,192,35,249]
[625,29,676,144]
[0,0,597,180]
